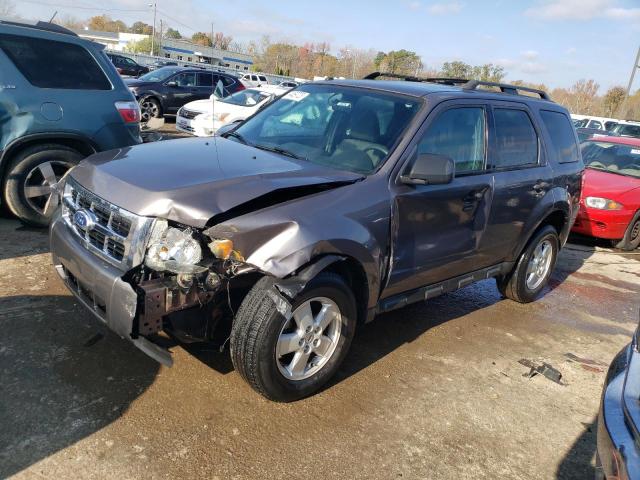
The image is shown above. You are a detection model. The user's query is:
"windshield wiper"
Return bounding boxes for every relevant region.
[222,131,249,145]
[252,144,305,160]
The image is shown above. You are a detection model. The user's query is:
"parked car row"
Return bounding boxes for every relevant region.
[572,114,640,139]
[176,85,290,137]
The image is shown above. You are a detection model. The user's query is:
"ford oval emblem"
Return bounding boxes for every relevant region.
[73,209,94,230]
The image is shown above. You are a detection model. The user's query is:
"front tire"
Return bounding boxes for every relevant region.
[497,225,559,303]
[3,144,81,227]
[613,211,640,251]
[230,272,357,402]
[140,97,162,122]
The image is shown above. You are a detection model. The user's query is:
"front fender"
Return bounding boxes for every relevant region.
[203,181,391,310]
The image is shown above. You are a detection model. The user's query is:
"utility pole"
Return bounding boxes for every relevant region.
[149,3,157,57]
[619,45,640,118]
[159,19,163,54]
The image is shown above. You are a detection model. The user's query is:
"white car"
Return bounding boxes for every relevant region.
[571,114,619,131]
[177,87,288,137]
[240,73,269,87]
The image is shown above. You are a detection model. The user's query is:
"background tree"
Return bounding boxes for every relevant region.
[125,37,160,55]
[56,14,84,30]
[164,28,181,39]
[191,32,212,47]
[377,50,422,75]
[130,21,153,35]
[603,86,626,117]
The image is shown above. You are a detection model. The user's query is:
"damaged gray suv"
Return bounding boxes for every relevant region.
[50,75,583,401]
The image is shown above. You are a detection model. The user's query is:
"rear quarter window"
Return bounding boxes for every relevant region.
[492,108,538,169]
[540,110,580,163]
[0,34,111,90]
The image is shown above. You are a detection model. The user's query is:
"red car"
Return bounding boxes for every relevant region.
[572,135,640,250]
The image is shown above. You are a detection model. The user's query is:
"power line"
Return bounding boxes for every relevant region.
[19,0,149,13]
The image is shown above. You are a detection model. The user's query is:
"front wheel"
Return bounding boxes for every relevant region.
[613,211,640,251]
[140,97,162,122]
[230,272,357,402]
[497,225,559,303]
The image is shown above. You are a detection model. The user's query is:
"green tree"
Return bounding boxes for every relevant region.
[377,50,422,75]
[165,27,181,39]
[125,37,160,55]
[130,21,153,35]
[192,32,212,47]
[441,61,472,79]
[603,86,626,116]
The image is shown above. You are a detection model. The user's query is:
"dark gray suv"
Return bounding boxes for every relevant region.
[0,20,141,226]
[50,75,584,401]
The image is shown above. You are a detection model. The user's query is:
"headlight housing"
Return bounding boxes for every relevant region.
[145,219,206,274]
[584,197,623,210]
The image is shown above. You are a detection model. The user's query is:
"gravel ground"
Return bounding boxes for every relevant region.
[0,128,639,479]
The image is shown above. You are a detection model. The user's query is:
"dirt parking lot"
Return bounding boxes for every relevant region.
[0,215,638,480]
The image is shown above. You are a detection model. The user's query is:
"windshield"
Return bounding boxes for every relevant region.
[581,141,640,178]
[611,123,640,137]
[221,90,271,107]
[230,84,422,174]
[138,67,182,83]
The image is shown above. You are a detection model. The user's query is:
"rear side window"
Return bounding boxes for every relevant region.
[221,76,235,87]
[492,109,538,168]
[588,120,603,130]
[540,110,580,163]
[197,72,213,87]
[0,34,111,90]
[418,107,486,174]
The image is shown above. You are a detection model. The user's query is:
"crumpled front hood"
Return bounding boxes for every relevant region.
[69,137,362,228]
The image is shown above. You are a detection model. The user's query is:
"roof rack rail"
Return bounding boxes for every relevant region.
[364,72,552,101]
[0,20,78,37]
[462,80,550,100]
[363,72,471,86]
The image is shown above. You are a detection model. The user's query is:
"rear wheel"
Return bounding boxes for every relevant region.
[230,272,356,402]
[497,225,559,303]
[3,144,82,227]
[613,211,640,251]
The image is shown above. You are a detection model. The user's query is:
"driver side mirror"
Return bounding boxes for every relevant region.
[401,153,454,185]
[166,81,177,87]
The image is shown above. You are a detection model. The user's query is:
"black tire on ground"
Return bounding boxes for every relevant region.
[613,211,640,251]
[496,225,560,303]
[230,272,357,402]
[140,97,162,122]
[3,144,82,227]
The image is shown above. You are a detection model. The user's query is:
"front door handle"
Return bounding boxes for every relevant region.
[462,190,485,211]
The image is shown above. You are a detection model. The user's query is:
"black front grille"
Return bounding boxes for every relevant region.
[180,108,200,120]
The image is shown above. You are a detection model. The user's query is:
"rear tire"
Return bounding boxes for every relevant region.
[230,272,357,402]
[3,144,82,227]
[613,211,640,251]
[497,225,559,303]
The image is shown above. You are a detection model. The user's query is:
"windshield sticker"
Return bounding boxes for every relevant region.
[284,91,309,102]
[631,149,640,155]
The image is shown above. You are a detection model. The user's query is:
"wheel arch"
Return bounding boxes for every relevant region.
[0,133,96,186]
[512,203,570,262]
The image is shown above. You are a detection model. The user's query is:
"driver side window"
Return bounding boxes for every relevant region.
[417,107,486,174]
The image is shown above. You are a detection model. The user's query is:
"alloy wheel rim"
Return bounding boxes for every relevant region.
[526,239,553,290]
[276,296,342,381]
[141,101,158,121]
[631,220,640,242]
[23,160,73,217]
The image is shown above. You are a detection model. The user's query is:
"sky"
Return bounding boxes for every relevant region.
[11,0,640,91]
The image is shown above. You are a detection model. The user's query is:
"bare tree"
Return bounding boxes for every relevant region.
[0,0,15,18]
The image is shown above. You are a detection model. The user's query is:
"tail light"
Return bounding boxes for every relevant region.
[115,101,141,123]
[235,82,246,92]
[116,67,124,74]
